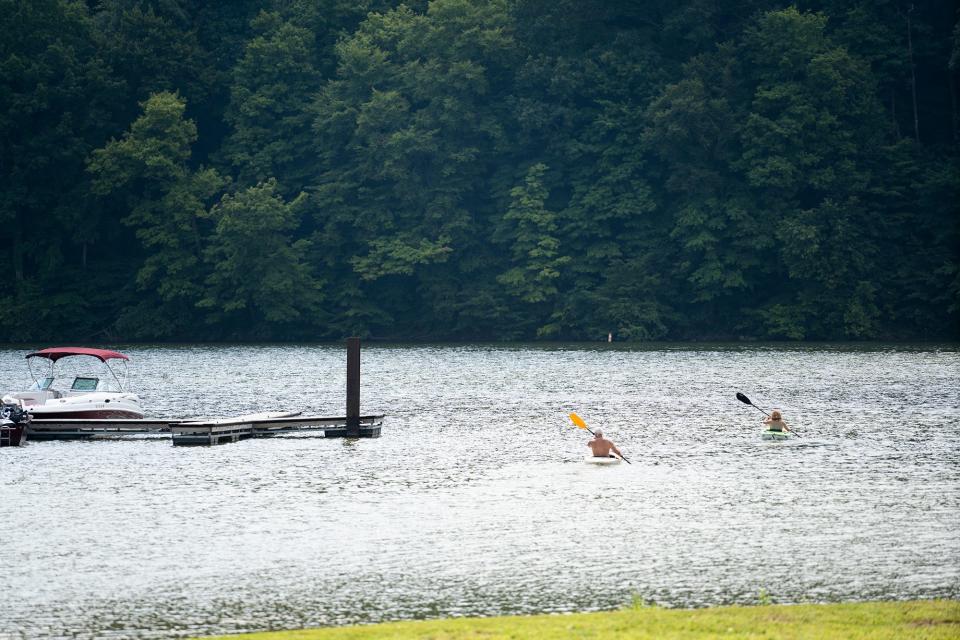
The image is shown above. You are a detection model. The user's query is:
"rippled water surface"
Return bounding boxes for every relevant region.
[1,343,958,639]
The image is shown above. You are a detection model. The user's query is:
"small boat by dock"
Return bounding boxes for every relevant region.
[3,347,144,420]
[3,338,383,447]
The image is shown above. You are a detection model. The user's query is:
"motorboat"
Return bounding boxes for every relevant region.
[2,347,144,420]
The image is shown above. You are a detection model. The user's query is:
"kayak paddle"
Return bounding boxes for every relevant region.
[735,392,800,437]
[569,412,594,435]
[569,412,631,464]
[736,392,769,417]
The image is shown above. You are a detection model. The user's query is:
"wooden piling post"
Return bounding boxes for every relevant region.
[346,337,360,437]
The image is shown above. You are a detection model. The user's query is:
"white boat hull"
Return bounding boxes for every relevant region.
[584,455,621,465]
[22,392,144,420]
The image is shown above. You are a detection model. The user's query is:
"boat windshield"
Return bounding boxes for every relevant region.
[71,377,100,392]
[30,377,54,391]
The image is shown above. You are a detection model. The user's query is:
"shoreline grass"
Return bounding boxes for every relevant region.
[198,599,959,639]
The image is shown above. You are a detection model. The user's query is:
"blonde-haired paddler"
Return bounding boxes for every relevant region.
[763,409,792,434]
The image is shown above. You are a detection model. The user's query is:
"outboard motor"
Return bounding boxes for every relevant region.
[1,402,29,424]
[0,400,29,446]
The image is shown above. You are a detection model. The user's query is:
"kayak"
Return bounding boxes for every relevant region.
[176,411,302,425]
[584,455,621,465]
[761,429,793,441]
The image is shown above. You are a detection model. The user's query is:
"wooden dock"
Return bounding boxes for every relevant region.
[169,413,383,446]
[26,413,384,445]
[27,418,171,440]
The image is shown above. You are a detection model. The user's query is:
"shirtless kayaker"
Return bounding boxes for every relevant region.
[763,410,791,433]
[587,429,624,459]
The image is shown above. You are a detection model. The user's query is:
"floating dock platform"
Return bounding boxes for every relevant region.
[170,413,383,446]
[26,413,384,445]
[27,418,171,440]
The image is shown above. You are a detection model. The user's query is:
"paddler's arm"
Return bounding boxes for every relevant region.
[611,444,624,458]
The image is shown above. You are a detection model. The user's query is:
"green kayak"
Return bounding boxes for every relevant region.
[761,430,793,441]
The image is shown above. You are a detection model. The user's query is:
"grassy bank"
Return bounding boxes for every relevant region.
[200,600,959,639]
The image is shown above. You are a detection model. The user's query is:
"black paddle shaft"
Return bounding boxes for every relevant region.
[736,392,770,416]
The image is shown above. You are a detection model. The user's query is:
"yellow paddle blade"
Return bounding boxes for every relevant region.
[569,412,588,429]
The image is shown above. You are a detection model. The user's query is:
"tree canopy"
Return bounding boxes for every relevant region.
[1,0,957,341]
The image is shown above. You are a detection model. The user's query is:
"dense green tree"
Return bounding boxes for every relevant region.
[645,43,770,335]
[644,8,914,339]
[199,179,320,334]
[739,8,889,338]
[0,0,956,341]
[497,3,672,339]
[219,11,320,192]
[88,91,226,336]
[310,0,517,336]
[273,0,398,78]
[496,163,569,308]
[0,0,127,340]
[92,1,216,120]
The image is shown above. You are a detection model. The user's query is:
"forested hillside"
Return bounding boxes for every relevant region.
[1,0,958,341]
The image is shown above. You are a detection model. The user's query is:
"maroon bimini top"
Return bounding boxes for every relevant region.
[25,347,130,362]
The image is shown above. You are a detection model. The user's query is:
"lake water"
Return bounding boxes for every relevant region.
[1,343,958,639]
